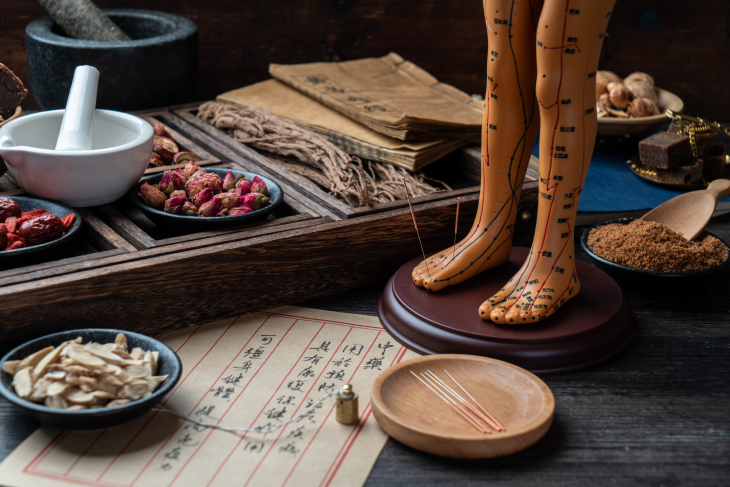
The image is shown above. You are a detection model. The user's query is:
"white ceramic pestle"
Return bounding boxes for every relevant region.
[55,65,99,151]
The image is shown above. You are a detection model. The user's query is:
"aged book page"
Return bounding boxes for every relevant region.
[217,80,470,171]
[270,52,483,141]
[0,307,418,487]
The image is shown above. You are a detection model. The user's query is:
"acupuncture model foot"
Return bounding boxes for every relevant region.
[479,0,616,324]
[412,0,540,292]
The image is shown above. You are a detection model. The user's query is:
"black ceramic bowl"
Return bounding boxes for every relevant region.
[129,168,283,230]
[580,218,730,286]
[0,195,82,259]
[0,329,181,429]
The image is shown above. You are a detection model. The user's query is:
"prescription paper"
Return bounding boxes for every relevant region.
[0,307,417,487]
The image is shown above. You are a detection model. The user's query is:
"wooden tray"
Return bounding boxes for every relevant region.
[0,103,539,350]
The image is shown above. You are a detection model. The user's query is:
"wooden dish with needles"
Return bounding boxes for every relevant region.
[371,354,554,458]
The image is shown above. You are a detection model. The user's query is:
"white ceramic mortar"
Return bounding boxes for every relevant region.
[0,109,153,207]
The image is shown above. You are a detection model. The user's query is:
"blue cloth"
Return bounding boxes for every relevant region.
[530,140,730,214]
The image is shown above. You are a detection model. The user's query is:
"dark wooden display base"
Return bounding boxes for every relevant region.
[378,248,635,374]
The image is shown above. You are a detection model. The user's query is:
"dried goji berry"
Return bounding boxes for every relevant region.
[5,216,17,234]
[61,213,75,229]
[6,241,25,250]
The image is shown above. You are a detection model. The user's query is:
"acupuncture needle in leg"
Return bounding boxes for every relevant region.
[402,178,431,277]
[418,372,489,434]
[410,371,486,434]
[444,369,505,431]
[424,370,501,432]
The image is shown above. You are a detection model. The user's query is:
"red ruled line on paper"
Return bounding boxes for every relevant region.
[323,404,374,487]
[23,429,67,473]
[240,327,360,487]
[163,319,320,487]
[205,323,346,487]
[283,333,386,487]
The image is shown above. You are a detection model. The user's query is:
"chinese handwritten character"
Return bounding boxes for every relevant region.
[363,358,383,370]
[318,382,336,393]
[243,441,265,453]
[298,366,316,378]
[310,341,331,352]
[276,395,296,405]
[324,369,345,381]
[306,76,326,85]
[184,423,208,432]
[332,357,352,367]
[279,442,300,455]
[195,405,216,418]
[163,447,182,461]
[303,354,323,365]
[265,406,288,421]
[378,341,394,356]
[287,380,305,392]
[243,347,266,359]
[288,426,305,440]
[343,344,364,356]
[222,374,244,386]
[260,334,276,345]
[233,360,252,373]
[177,433,199,447]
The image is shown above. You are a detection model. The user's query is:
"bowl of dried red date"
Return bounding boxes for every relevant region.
[0,195,81,258]
[0,329,181,429]
[580,218,730,285]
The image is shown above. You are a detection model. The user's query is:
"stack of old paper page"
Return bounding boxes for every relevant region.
[217,79,472,171]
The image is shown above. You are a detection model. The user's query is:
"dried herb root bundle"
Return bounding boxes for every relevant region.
[197,102,448,207]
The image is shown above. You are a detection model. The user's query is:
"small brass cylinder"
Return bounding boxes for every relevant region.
[335,384,359,425]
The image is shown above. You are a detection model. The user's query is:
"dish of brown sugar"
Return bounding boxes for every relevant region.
[586,220,729,273]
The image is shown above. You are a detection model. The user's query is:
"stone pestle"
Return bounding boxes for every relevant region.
[36,0,130,41]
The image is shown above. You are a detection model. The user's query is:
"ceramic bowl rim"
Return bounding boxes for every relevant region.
[0,195,83,258]
[0,109,153,156]
[129,168,284,223]
[0,329,182,417]
[580,217,730,278]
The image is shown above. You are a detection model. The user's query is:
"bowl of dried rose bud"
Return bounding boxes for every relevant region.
[581,218,730,285]
[0,195,81,257]
[0,329,181,429]
[130,163,283,230]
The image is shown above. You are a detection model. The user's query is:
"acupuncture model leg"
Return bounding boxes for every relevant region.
[480,0,616,323]
[412,0,543,291]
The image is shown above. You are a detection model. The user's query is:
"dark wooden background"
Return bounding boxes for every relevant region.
[2,0,729,118]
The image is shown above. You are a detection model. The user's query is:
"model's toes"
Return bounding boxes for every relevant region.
[412,271,425,287]
[489,305,509,323]
[503,308,522,325]
[423,275,447,292]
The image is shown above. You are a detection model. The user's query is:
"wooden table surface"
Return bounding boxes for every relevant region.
[1,215,729,486]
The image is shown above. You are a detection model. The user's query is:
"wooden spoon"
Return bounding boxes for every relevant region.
[641,179,730,240]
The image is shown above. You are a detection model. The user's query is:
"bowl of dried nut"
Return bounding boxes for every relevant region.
[0,329,181,429]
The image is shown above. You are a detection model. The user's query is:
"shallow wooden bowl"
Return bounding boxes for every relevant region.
[371,354,554,458]
[597,87,683,137]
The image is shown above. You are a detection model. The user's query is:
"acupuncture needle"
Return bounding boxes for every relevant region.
[418,372,489,434]
[444,369,505,431]
[410,371,487,434]
[424,370,501,432]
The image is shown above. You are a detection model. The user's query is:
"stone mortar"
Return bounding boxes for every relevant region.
[26,9,198,111]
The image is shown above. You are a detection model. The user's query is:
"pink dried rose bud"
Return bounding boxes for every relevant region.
[170,189,187,199]
[213,192,240,209]
[173,167,189,182]
[139,182,167,209]
[235,178,252,195]
[183,161,204,179]
[198,198,223,217]
[242,192,271,210]
[192,187,214,208]
[164,196,188,214]
[159,171,186,194]
[200,173,223,193]
[251,176,269,196]
[222,171,236,192]
[181,201,198,216]
[185,177,205,199]
[229,206,254,216]
[217,208,229,216]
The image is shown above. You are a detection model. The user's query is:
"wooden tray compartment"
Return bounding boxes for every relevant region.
[0,103,538,351]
